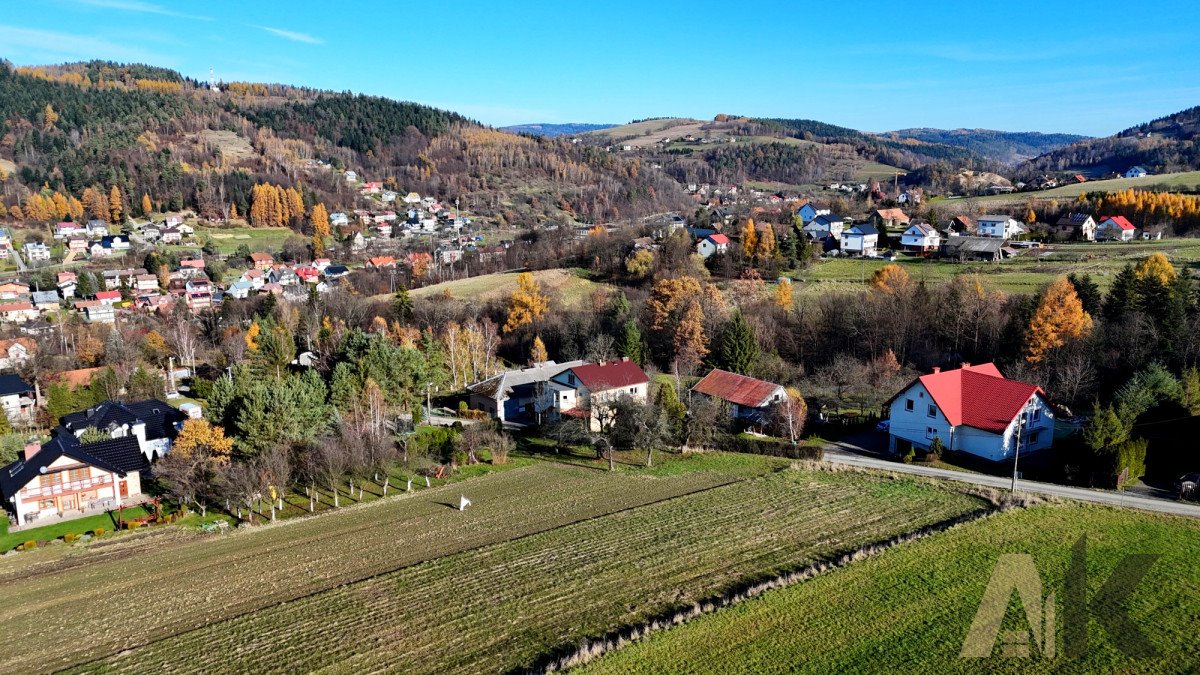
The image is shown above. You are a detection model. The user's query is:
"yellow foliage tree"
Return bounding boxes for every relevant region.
[82,187,109,222]
[503,272,549,333]
[530,335,549,364]
[68,196,84,221]
[51,192,70,220]
[1133,252,1177,286]
[109,185,123,223]
[1025,277,1093,364]
[756,223,776,263]
[311,203,330,256]
[625,249,654,278]
[647,276,703,331]
[173,419,233,464]
[245,321,261,351]
[8,205,22,220]
[229,202,239,220]
[741,219,758,259]
[41,104,58,131]
[775,278,794,311]
[674,299,709,372]
[141,193,153,217]
[870,264,912,294]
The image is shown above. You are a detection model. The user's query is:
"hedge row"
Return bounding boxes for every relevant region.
[718,435,824,461]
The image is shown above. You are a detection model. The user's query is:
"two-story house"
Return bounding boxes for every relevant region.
[696,233,730,258]
[840,224,880,257]
[885,363,1053,462]
[900,222,942,254]
[550,359,650,431]
[802,214,845,241]
[976,215,1026,240]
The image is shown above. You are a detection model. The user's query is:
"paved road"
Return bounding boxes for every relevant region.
[824,442,1200,519]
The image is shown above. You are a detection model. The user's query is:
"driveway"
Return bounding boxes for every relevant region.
[824,440,1200,519]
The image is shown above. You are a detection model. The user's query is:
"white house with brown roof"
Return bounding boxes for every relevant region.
[692,369,786,427]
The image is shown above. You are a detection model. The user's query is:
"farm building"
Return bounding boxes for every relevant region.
[940,236,1010,262]
[691,369,786,428]
[884,363,1052,462]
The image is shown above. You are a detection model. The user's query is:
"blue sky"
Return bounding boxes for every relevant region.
[2,0,1198,136]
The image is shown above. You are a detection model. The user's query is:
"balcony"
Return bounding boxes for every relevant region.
[22,475,112,499]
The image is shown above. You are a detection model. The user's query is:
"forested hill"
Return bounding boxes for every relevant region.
[1019,105,1200,176]
[0,59,688,225]
[882,128,1089,165]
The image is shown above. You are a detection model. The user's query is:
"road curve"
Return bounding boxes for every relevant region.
[824,444,1200,519]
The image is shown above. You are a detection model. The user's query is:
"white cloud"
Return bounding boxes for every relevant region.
[0,24,171,65]
[259,26,323,45]
[74,0,212,21]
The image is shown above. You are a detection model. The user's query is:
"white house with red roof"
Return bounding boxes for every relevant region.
[1096,215,1136,242]
[885,363,1053,462]
[550,358,650,431]
[691,369,786,427]
[696,233,730,258]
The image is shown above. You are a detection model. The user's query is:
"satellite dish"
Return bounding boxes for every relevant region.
[38,466,47,474]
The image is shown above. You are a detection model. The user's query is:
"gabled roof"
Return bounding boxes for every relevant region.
[812,214,844,225]
[1055,212,1094,226]
[905,222,938,237]
[707,233,730,245]
[249,252,274,262]
[563,359,649,393]
[899,363,1042,434]
[1099,215,1135,230]
[0,435,144,499]
[847,223,878,236]
[60,399,185,443]
[978,214,1016,223]
[872,208,910,223]
[0,302,34,313]
[692,369,783,408]
[468,360,586,400]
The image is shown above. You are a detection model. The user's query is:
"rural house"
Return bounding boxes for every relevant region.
[60,399,187,462]
[696,233,730,258]
[900,222,941,254]
[795,202,830,224]
[0,338,36,370]
[885,363,1052,462]
[976,215,1025,240]
[840,224,879,257]
[691,369,786,429]
[1123,166,1149,178]
[1096,216,1137,241]
[802,214,845,241]
[0,373,36,422]
[1052,213,1097,241]
[948,215,976,235]
[870,208,910,230]
[249,252,275,271]
[550,359,650,431]
[468,360,586,425]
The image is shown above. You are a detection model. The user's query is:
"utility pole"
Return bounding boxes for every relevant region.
[1011,399,1031,494]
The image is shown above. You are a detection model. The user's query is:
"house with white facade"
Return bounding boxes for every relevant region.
[840,224,879,256]
[802,214,845,241]
[976,215,1026,239]
[23,242,51,262]
[1124,166,1149,178]
[900,222,941,254]
[696,233,730,258]
[550,359,650,431]
[467,360,585,424]
[691,369,786,429]
[1051,213,1097,241]
[0,338,36,370]
[1096,215,1137,241]
[885,363,1053,462]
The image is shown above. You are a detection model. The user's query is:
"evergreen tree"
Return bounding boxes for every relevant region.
[654,380,686,443]
[713,311,759,375]
[616,320,644,365]
[393,286,412,322]
[1066,272,1102,317]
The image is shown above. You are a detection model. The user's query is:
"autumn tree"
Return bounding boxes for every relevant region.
[109,185,123,223]
[530,335,549,364]
[870,264,912,294]
[625,249,654,279]
[41,104,58,131]
[674,299,708,373]
[311,203,331,256]
[141,193,153,217]
[755,222,776,263]
[173,419,234,463]
[774,278,794,311]
[741,219,758,259]
[82,187,109,223]
[1025,277,1093,364]
[503,272,549,333]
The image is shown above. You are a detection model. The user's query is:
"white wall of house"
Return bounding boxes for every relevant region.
[887,383,1054,462]
[841,232,878,255]
[11,454,142,527]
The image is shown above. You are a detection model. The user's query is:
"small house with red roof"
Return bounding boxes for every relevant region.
[1096,216,1136,242]
[885,363,1053,462]
[691,369,786,428]
[696,233,730,259]
[551,358,650,431]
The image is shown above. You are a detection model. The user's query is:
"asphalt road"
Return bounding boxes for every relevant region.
[824,442,1200,519]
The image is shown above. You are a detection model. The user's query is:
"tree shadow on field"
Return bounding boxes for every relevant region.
[433,500,462,510]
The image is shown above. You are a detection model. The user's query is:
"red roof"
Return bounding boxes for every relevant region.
[567,359,649,392]
[95,290,121,300]
[916,363,1041,434]
[1100,215,1135,231]
[249,252,274,262]
[692,369,783,408]
[708,233,730,245]
[0,302,33,312]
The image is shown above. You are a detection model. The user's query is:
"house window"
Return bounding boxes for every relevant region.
[905,399,914,412]
[39,473,62,488]
[38,499,55,510]
[1030,407,1040,421]
[927,404,937,418]
[1029,430,1041,445]
[67,468,88,483]
[567,375,576,386]
[926,427,936,439]
[629,387,636,394]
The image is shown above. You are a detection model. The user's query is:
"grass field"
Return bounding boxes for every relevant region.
[192,225,296,255]
[410,268,614,309]
[0,157,15,176]
[0,457,987,673]
[582,504,1200,673]
[0,506,153,552]
[796,238,1200,294]
[947,170,1200,208]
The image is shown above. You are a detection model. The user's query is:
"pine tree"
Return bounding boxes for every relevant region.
[655,380,686,442]
[1066,273,1102,317]
[616,320,644,365]
[1025,277,1093,364]
[714,311,758,375]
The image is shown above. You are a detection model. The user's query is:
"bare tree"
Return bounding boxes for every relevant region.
[258,446,292,521]
[305,438,349,509]
[167,309,199,371]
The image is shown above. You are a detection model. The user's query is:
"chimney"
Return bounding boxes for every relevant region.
[932,366,941,374]
[621,356,629,362]
[23,442,40,460]
[962,362,971,368]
